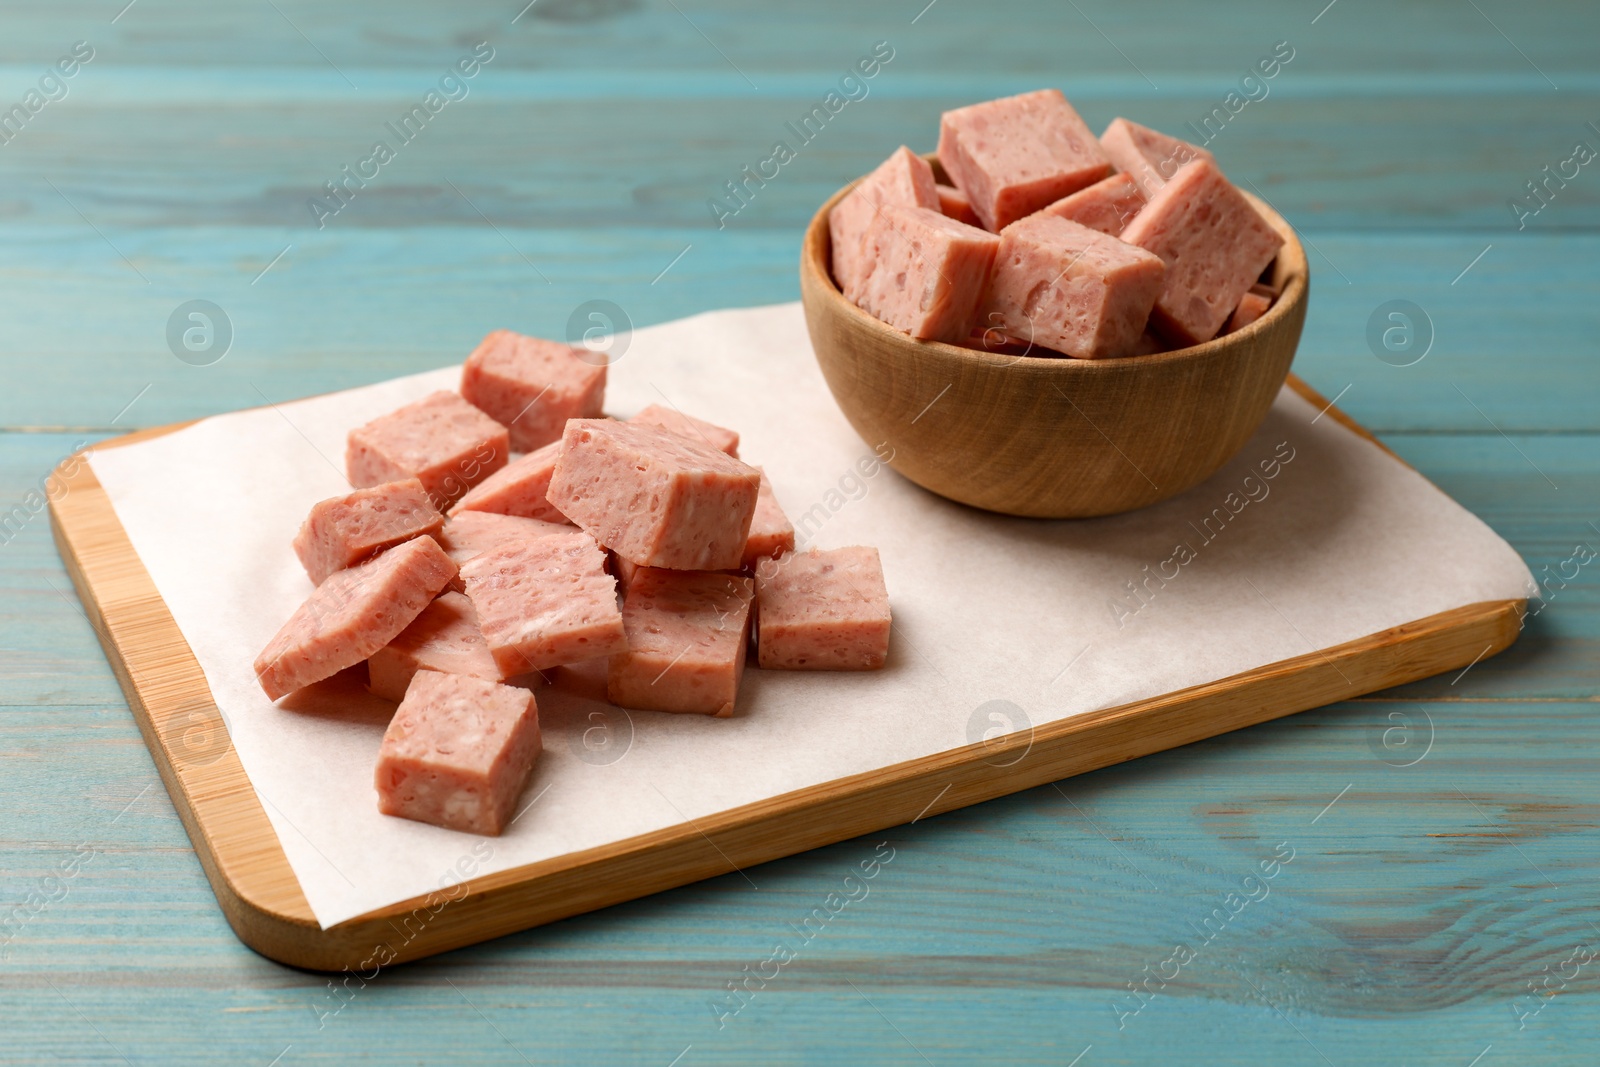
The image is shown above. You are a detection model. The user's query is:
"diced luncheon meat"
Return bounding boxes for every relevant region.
[612,550,742,597]
[743,469,795,568]
[374,670,542,836]
[983,214,1166,360]
[368,591,501,702]
[1119,158,1284,346]
[608,569,755,717]
[829,146,940,297]
[938,89,1112,231]
[450,440,569,522]
[609,552,639,595]
[1225,290,1272,333]
[1130,330,1169,357]
[346,391,509,508]
[628,403,740,456]
[436,511,573,567]
[548,419,761,571]
[936,183,981,227]
[292,478,443,585]
[460,529,626,674]
[827,95,1287,359]
[460,329,607,453]
[1037,172,1145,236]
[264,326,901,833]
[851,205,1001,343]
[1098,117,1216,199]
[755,546,891,671]
[545,658,610,702]
[254,536,457,701]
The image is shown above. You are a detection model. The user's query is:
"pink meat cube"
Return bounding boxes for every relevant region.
[852,205,1000,343]
[609,552,639,596]
[460,329,607,452]
[608,569,754,717]
[545,658,609,702]
[1131,330,1169,357]
[547,419,760,571]
[292,478,444,585]
[368,591,501,702]
[628,403,740,456]
[346,391,509,509]
[461,529,626,674]
[1119,158,1285,345]
[612,549,741,595]
[1099,117,1215,199]
[755,546,891,671]
[938,89,1112,231]
[254,535,457,701]
[1225,290,1272,334]
[503,668,548,692]
[743,469,794,568]
[828,146,940,296]
[437,511,573,567]
[936,183,981,227]
[982,214,1166,360]
[449,440,569,523]
[374,670,541,836]
[1038,172,1146,236]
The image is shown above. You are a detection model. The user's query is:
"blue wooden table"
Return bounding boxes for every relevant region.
[4,1,1598,1063]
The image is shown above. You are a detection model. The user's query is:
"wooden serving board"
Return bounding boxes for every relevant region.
[48,376,1525,972]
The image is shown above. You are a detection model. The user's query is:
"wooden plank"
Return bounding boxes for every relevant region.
[3,92,1596,233]
[5,0,1597,78]
[42,377,1523,969]
[0,231,1597,434]
[7,689,1600,1062]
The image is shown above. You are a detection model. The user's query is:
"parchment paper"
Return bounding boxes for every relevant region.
[87,302,1534,928]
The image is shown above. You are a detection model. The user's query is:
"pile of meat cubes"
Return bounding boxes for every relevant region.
[253,329,891,835]
[831,89,1285,359]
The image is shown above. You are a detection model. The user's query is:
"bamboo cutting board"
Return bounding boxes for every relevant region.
[48,376,1525,972]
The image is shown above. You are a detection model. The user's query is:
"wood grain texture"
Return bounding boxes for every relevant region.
[45,378,1520,970]
[3,1,1599,1063]
[3,230,1595,436]
[801,175,1307,516]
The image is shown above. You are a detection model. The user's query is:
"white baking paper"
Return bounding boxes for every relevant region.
[87,302,1534,928]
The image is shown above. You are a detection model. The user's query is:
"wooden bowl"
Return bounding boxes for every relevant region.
[799,166,1309,518]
